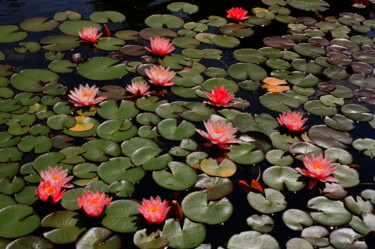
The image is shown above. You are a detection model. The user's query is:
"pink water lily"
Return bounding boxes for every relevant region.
[145,36,175,55]
[126,81,150,97]
[40,166,73,188]
[204,86,235,107]
[77,190,112,217]
[78,27,102,42]
[35,180,65,203]
[277,111,308,131]
[68,84,107,107]
[196,119,241,149]
[226,7,248,21]
[296,153,339,189]
[137,196,170,223]
[145,65,175,86]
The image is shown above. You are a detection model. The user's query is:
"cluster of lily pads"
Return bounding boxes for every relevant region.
[1,0,375,248]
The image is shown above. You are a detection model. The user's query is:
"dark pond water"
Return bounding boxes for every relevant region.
[1,0,375,249]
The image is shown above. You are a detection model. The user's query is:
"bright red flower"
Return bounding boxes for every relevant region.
[35,180,65,203]
[296,153,339,189]
[277,111,307,131]
[145,65,175,86]
[78,27,102,42]
[40,166,73,188]
[145,36,175,55]
[68,84,107,107]
[77,190,112,217]
[137,196,170,223]
[204,86,235,107]
[126,81,150,97]
[226,7,248,21]
[195,119,241,149]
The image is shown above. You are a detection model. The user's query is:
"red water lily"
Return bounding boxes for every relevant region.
[77,190,112,217]
[126,81,150,97]
[226,7,248,21]
[195,119,241,149]
[68,84,107,107]
[35,180,65,203]
[277,111,307,131]
[137,196,170,223]
[204,86,235,107]
[145,65,176,86]
[145,36,175,55]
[351,0,369,7]
[40,166,73,188]
[78,27,102,42]
[296,153,339,189]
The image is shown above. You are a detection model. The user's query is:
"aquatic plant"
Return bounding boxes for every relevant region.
[204,86,235,107]
[68,83,107,107]
[137,196,171,223]
[277,111,308,131]
[145,65,176,86]
[78,27,102,42]
[77,190,112,217]
[145,36,175,55]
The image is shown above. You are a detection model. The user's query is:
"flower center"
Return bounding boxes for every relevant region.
[214,128,224,134]
[45,185,56,194]
[88,199,100,205]
[51,174,60,181]
[148,205,160,213]
[81,92,91,99]
[289,117,298,123]
[312,162,324,170]
[155,71,165,77]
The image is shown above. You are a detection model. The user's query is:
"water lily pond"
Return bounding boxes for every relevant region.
[1,0,375,248]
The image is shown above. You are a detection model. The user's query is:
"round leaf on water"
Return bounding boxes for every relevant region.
[286,238,313,249]
[109,180,135,198]
[73,163,97,179]
[330,228,367,249]
[97,119,137,142]
[344,196,373,216]
[308,125,352,149]
[324,67,349,80]
[48,60,76,73]
[76,227,121,249]
[0,25,27,43]
[157,118,195,141]
[98,157,145,184]
[263,166,305,191]
[95,37,125,51]
[260,92,300,112]
[90,11,125,23]
[97,100,138,120]
[54,11,82,21]
[14,41,41,53]
[162,218,205,249]
[334,165,360,188]
[283,209,313,231]
[133,229,168,249]
[227,143,264,165]
[324,114,355,132]
[59,20,101,36]
[10,69,59,92]
[19,17,58,32]
[234,49,267,63]
[82,139,121,162]
[266,149,294,166]
[181,191,233,225]
[61,188,87,210]
[211,35,240,48]
[341,104,373,122]
[0,204,40,238]
[228,63,267,81]
[324,148,353,165]
[77,57,128,81]
[247,188,287,214]
[194,174,233,200]
[152,161,197,191]
[294,43,326,57]
[289,142,322,160]
[200,158,236,177]
[353,138,375,157]
[40,35,80,52]
[41,211,87,244]
[145,14,184,29]
[308,196,352,226]
[287,0,329,11]
[6,236,54,249]
[301,226,330,247]
[167,2,199,14]
[47,114,76,130]
[121,137,158,157]
[233,113,278,135]
[202,78,238,93]
[227,231,280,249]
[246,215,274,233]
[0,147,23,163]
[101,200,140,233]
[138,27,177,40]
[17,135,52,153]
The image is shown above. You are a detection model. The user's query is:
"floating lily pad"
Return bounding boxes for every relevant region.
[17,135,52,153]
[246,215,274,233]
[145,14,184,29]
[341,104,373,122]
[228,63,267,81]
[330,228,367,249]
[233,113,278,135]
[20,17,59,32]
[282,209,313,231]
[266,149,294,166]
[308,125,352,149]
[301,226,329,247]
[153,161,197,190]
[247,188,287,214]
[227,231,280,249]
[167,2,199,14]
[157,118,195,141]
[82,139,121,162]
[304,100,337,116]
[227,143,264,165]
[98,157,144,184]
[14,41,41,53]
[10,69,59,92]
[54,11,82,21]
[260,92,300,112]
[97,119,137,142]
[77,57,128,81]
[76,227,122,249]
[101,200,139,233]
[194,174,233,200]
[59,20,101,36]
[200,158,236,177]
[133,229,168,249]
[6,236,54,249]
[90,11,125,23]
[0,25,27,43]
[263,166,305,191]
[285,238,313,249]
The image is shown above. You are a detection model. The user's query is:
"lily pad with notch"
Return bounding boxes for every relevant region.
[19,17,59,32]
[77,57,128,81]
[98,157,145,184]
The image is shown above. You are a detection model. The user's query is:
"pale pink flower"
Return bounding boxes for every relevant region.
[145,65,175,86]
[296,153,339,189]
[277,111,308,131]
[126,81,150,97]
[40,166,73,188]
[137,196,170,223]
[68,84,107,107]
[35,180,65,203]
[204,86,235,107]
[145,36,175,55]
[226,7,248,21]
[78,27,102,42]
[195,119,241,149]
[77,190,112,217]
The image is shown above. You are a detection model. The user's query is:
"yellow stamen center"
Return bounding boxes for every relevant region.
[82,92,91,99]
[214,128,224,134]
[148,205,160,213]
[155,71,165,77]
[313,162,324,170]
[88,199,100,205]
[51,174,60,181]
[45,186,56,194]
[289,117,298,123]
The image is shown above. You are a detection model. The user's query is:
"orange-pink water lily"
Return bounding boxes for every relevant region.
[145,36,175,55]
[204,86,235,107]
[195,119,241,149]
[77,190,112,217]
[296,153,339,189]
[137,196,170,223]
[68,84,107,107]
[126,81,150,97]
[40,166,73,188]
[145,65,175,86]
[35,180,65,203]
[226,7,248,21]
[78,27,102,42]
[277,111,307,131]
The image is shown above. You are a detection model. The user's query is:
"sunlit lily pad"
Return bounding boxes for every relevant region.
[301,226,329,247]
[260,92,300,112]
[233,113,278,135]
[194,174,233,200]
[266,149,294,166]
[133,229,168,249]
[200,158,236,177]
[308,125,352,149]
[157,118,195,141]
[247,188,287,214]
[262,166,305,191]
[246,215,274,233]
[330,228,367,249]
[282,209,313,231]
[95,37,125,51]
[285,238,313,249]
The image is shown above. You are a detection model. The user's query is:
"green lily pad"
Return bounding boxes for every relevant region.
[98,157,145,184]
[59,20,101,36]
[97,119,137,142]
[132,146,172,171]
[6,236,53,249]
[200,158,236,177]
[330,228,367,249]
[47,114,76,130]
[324,148,353,165]
[17,135,52,153]
[145,14,184,29]
[0,147,23,163]
[10,69,59,92]
[194,174,233,200]
[0,176,25,195]
[133,229,168,249]
[167,2,199,14]
[40,35,80,52]
[282,209,313,231]
[286,238,313,249]
[76,227,122,249]
[101,200,140,233]
[233,113,278,135]
[301,226,329,247]
[0,204,40,238]
[266,149,294,166]
[344,196,373,216]
[294,43,326,57]
[95,37,125,51]
[308,125,352,149]
[19,17,58,32]
[227,231,280,249]
[42,211,87,244]
[260,92,300,112]
[227,143,264,165]
[157,118,195,141]
[353,138,375,157]
[304,100,337,116]
[14,41,41,53]
[90,11,125,23]
[263,166,305,191]
[77,57,128,81]
[334,165,360,188]
[82,139,121,162]
[247,215,274,233]
[247,188,287,214]
[0,25,27,43]
[54,11,82,21]
[228,63,267,81]
[48,60,77,73]
[341,104,373,122]
[181,191,233,225]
